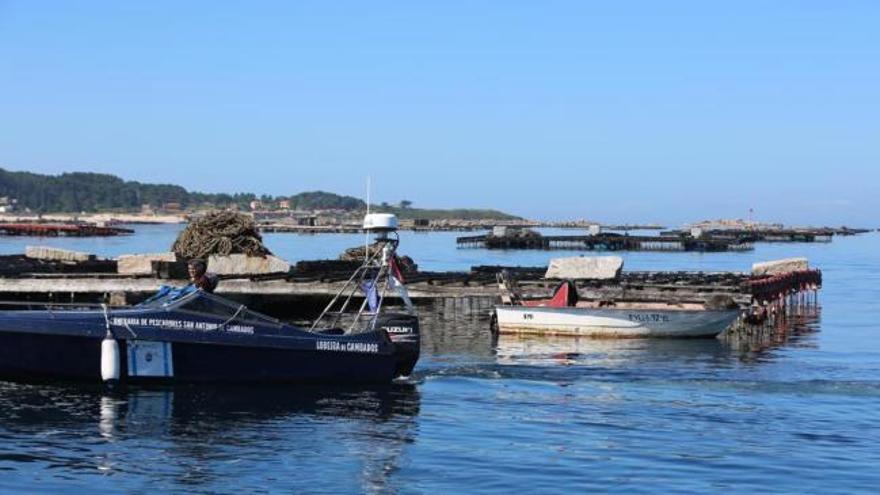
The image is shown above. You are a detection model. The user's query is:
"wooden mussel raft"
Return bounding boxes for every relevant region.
[493,256,822,339]
[662,226,871,243]
[0,223,134,237]
[741,258,822,328]
[457,230,753,252]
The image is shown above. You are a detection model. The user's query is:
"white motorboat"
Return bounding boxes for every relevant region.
[494,277,741,339]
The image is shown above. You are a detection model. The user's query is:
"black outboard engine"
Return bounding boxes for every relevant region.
[375,312,420,377]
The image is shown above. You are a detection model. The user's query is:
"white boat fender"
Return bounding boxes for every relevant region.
[100,304,120,383]
[101,336,120,382]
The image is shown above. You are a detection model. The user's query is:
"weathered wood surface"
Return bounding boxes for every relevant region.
[0,254,117,276]
[117,252,178,274]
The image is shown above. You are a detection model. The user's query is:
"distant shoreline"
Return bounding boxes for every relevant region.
[0,213,187,225]
[0,211,668,232]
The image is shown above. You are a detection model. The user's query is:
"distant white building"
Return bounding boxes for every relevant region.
[0,197,18,213]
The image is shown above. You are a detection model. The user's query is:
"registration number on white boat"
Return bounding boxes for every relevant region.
[628,313,671,323]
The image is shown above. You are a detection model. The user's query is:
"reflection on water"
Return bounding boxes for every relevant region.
[725,304,822,357]
[495,334,730,367]
[0,382,420,493]
[418,297,497,358]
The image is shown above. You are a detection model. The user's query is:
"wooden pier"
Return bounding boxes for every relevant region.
[456,232,753,252]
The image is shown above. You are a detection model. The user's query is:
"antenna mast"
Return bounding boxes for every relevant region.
[365,176,371,253]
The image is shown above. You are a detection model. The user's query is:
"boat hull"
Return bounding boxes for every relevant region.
[0,330,401,384]
[495,305,741,338]
[0,305,419,384]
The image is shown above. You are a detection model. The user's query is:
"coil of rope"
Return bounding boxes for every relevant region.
[172,210,271,260]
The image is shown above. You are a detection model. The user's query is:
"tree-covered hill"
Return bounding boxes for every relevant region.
[0,169,191,212]
[0,168,365,213]
[0,168,519,220]
[376,206,520,220]
[285,191,365,211]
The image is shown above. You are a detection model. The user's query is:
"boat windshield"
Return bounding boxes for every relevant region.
[138,285,284,327]
[137,285,198,307]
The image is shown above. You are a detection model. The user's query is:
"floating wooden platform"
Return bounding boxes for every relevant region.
[0,259,817,319]
[661,227,872,243]
[0,223,134,237]
[456,233,753,252]
[599,224,666,231]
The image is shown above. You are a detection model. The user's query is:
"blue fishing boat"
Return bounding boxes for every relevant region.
[0,214,420,385]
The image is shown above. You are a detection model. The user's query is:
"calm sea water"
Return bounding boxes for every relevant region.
[0,226,878,493]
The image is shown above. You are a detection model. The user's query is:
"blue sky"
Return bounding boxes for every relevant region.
[0,1,877,225]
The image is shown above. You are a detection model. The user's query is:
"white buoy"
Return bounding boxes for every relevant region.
[101,335,120,382]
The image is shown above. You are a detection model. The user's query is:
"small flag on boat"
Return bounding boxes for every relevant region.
[388,255,405,284]
[388,256,414,312]
[361,280,379,313]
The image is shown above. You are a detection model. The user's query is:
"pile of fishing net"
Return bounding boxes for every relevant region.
[339,243,382,262]
[339,243,418,272]
[172,210,271,260]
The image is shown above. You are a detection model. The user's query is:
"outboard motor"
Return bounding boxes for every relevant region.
[375,312,420,377]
